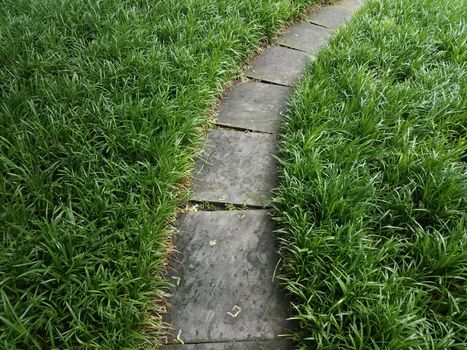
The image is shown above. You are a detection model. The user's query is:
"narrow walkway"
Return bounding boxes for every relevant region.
[163,1,362,349]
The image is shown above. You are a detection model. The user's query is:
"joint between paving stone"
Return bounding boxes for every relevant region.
[166,336,279,346]
[187,200,271,211]
[164,338,294,350]
[276,43,309,54]
[307,1,356,29]
[213,124,276,135]
[246,77,295,88]
[307,18,336,30]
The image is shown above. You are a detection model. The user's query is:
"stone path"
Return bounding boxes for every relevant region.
[163,1,363,349]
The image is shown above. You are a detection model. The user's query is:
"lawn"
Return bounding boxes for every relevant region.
[273,0,466,348]
[0,0,323,348]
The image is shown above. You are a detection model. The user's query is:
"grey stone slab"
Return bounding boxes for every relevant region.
[278,22,332,53]
[163,339,293,350]
[338,0,364,11]
[309,6,353,29]
[165,210,292,344]
[215,81,292,133]
[245,46,311,86]
[190,129,277,206]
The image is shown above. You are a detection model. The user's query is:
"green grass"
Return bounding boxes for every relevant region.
[0,0,324,348]
[273,0,466,348]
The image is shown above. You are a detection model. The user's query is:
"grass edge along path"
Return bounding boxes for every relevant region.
[0,1,327,348]
[273,0,467,348]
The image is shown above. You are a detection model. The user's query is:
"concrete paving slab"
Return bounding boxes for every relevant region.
[309,6,353,29]
[215,81,292,133]
[190,130,277,206]
[339,0,364,11]
[165,210,292,344]
[278,22,332,53]
[164,339,293,349]
[245,46,311,86]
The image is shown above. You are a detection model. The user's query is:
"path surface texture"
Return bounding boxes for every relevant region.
[163,1,362,348]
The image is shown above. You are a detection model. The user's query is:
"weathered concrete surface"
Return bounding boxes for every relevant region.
[308,6,353,29]
[190,130,277,206]
[245,46,311,86]
[164,339,293,349]
[163,2,363,349]
[215,81,292,133]
[339,0,364,11]
[164,210,292,345]
[278,22,332,53]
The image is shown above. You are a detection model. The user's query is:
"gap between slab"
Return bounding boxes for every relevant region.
[186,200,270,211]
[277,43,308,53]
[213,124,276,135]
[307,2,355,29]
[247,77,294,88]
[164,338,293,350]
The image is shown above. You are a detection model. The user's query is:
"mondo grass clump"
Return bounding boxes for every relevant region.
[0,0,324,348]
[273,0,466,348]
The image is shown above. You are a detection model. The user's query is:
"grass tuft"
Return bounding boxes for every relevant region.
[0,0,323,348]
[273,0,467,348]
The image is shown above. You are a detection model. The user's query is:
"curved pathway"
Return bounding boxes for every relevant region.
[163,1,363,349]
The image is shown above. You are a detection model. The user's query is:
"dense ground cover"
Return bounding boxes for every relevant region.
[274,0,466,348]
[0,0,324,348]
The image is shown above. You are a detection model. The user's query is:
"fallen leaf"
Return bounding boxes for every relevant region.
[227,305,242,318]
[176,329,184,344]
